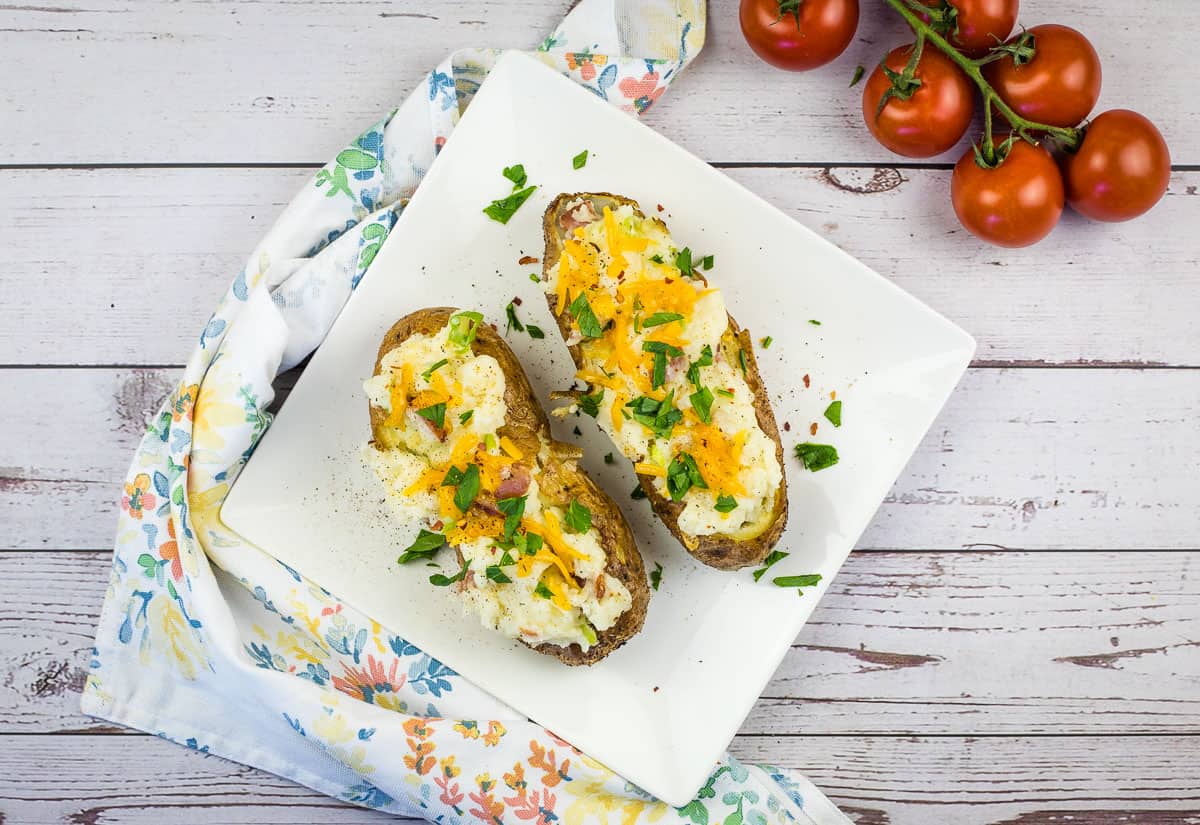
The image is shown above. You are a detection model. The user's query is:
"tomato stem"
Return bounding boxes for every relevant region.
[882,0,1082,150]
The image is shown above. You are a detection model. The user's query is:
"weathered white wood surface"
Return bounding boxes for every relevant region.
[3,551,1197,736]
[2,0,1199,822]
[0,732,1196,825]
[1,0,1196,165]
[2,167,1198,367]
[3,366,1198,551]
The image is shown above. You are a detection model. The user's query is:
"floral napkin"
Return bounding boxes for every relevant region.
[82,1,851,822]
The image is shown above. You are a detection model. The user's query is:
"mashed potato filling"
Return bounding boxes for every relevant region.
[365,318,631,651]
[544,200,783,539]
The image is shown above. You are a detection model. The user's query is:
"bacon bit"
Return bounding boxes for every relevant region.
[512,296,523,306]
[810,422,818,436]
[656,204,664,212]
[803,374,811,389]
[519,255,539,265]
[432,520,444,531]
[496,464,531,498]
[595,575,606,599]
[783,422,791,432]
[830,390,837,400]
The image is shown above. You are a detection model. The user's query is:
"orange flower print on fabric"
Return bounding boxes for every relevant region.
[469,773,505,825]
[436,756,465,812]
[454,720,506,746]
[565,50,607,82]
[618,71,664,114]
[505,761,560,825]
[528,740,571,787]
[172,383,200,421]
[332,655,407,710]
[403,716,436,775]
[122,473,157,521]
[158,518,182,581]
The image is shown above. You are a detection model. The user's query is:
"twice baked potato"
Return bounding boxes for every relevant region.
[542,193,787,570]
[364,307,648,665]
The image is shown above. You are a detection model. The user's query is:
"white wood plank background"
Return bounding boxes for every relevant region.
[2,0,1199,822]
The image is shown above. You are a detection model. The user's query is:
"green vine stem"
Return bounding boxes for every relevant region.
[883,0,1083,155]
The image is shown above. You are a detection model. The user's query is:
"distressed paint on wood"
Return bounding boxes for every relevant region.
[3,551,1197,736]
[2,367,1197,551]
[0,732,1197,825]
[0,1,1197,165]
[2,167,1198,366]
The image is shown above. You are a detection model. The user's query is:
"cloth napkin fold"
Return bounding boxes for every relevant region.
[82,2,851,822]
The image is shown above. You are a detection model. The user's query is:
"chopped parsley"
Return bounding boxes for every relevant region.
[513,530,544,556]
[644,340,683,389]
[459,409,474,425]
[534,581,555,600]
[505,301,524,333]
[564,499,592,534]
[577,389,604,418]
[643,311,684,328]
[527,324,545,339]
[773,574,823,594]
[483,185,537,224]
[453,464,481,511]
[626,391,683,439]
[850,64,866,87]
[448,311,484,349]
[631,484,648,500]
[529,272,540,283]
[485,565,512,584]
[650,254,664,264]
[420,358,448,381]
[808,319,822,326]
[430,560,469,587]
[715,494,738,514]
[441,466,464,487]
[824,400,842,427]
[650,562,663,591]
[496,495,526,542]
[568,292,603,338]
[417,402,446,429]
[761,336,773,349]
[604,452,615,464]
[572,149,589,169]
[398,529,446,564]
[690,386,714,424]
[502,164,527,188]
[666,452,707,501]
[675,246,694,277]
[752,550,789,582]
[795,442,839,472]
[701,254,714,270]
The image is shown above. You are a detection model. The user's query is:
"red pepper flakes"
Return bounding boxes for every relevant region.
[518,255,539,265]
[803,374,811,389]
[810,422,818,436]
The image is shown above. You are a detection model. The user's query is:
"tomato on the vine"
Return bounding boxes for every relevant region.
[1062,109,1171,222]
[862,45,974,158]
[983,24,1101,128]
[923,0,1018,58]
[739,0,860,71]
[951,138,1064,247]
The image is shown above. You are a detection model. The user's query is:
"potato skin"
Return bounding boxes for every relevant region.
[542,195,788,571]
[370,307,648,665]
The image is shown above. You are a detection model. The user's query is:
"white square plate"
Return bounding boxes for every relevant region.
[223,51,975,806]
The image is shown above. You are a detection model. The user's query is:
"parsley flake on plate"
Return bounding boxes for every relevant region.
[795,442,839,472]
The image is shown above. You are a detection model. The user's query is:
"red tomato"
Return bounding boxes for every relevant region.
[951,138,1064,247]
[1062,109,1171,222]
[739,0,860,71]
[924,0,1019,58]
[862,45,974,158]
[983,24,1101,128]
